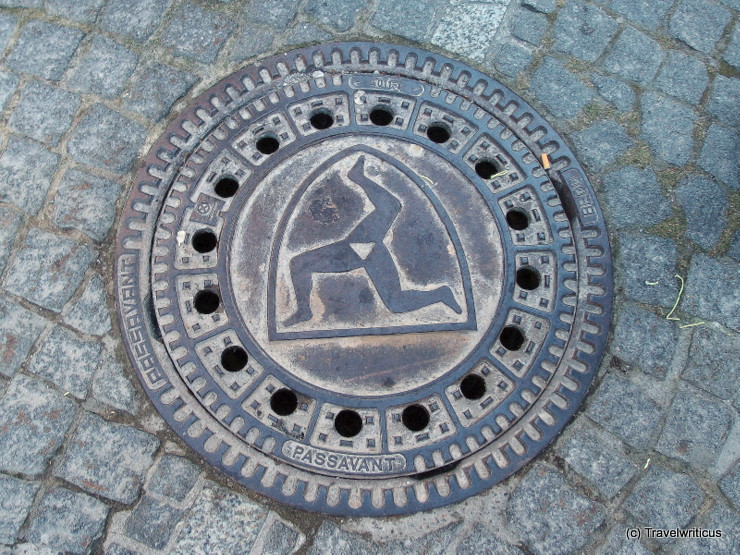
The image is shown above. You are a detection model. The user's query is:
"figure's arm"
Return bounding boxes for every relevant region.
[348,156,401,218]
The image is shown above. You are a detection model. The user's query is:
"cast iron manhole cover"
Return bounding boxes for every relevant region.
[115,42,613,516]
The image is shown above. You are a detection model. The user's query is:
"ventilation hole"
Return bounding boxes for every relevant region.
[214,177,239,198]
[193,290,220,314]
[334,409,363,437]
[191,230,217,253]
[475,159,500,179]
[221,346,248,372]
[506,209,529,230]
[256,135,279,154]
[516,267,541,290]
[402,404,430,431]
[460,374,486,400]
[309,110,334,129]
[270,388,299,416]
[369,106,394,126]
[500,326,525,351]
[426,123,451,143]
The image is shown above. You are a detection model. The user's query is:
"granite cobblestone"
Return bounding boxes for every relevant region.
[0,137,60,215]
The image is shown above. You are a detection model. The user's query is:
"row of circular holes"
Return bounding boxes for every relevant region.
[187,105,543,438]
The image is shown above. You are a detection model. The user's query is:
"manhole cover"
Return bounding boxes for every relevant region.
[115,42,613,516]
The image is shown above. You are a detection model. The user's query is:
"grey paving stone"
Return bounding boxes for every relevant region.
[244,0,300,28]
[521,0,555,12]
[6,21,83,81]
[67,103,147,174]
[594,524,651,555]
[676,175,727,250]
[4,228,95,312]
[0,207,22,273]
[307,0,366,32]
[656,387,733,467]
[46,0,106,24]
[68,36,138,98]
[683,323,740,403]
[507,463,605,554]
[170,481,268,554]
[676,503,739,554]
[640,93,696,165]
[0,71,19,111]
[729,231,740,261]
[531,57,592,119]
[698,124,738,189]
[610,0,673,30]
[719,463,739,509]
[493,42,533,79]
[0,0,42,6]
[707,76,740,127]
[91,353,137,414]
[27,326,102,399]
[557,421,637,499]
[554,1,617,62]
[623,465,704,535]
[63,275,111,336]
[124,496,183,549]
[591,74,635,112]
[146,454,200,501]
[0,475,39,545]
[654,51,709,106]
[383,522,461,554]
[0,297,46,379]
[284,22,331,46]
[602,167,672,229]
[229,24,273,63]
[260,519,301,554]
[162,2,234,64]
[0,13,17,54]
[371,0,442,43]
[307,522,377,555]
[123,62,197,122]
[8,81,80,146]
[12,544,60,555]
[511,9,548,46]
[617,233,679,307]
[0,137,59,215]
[724,24,740,69]
[718,0,740,8]
[0,374,77,476]
[53,168,120,242]
[455,524,521,554]
[24,487,108,553]
[104,543,138,555]
[683,254,739,330]
[55,412,159,503]
[586,373,663,450]
[669,0,731,54]
[431,2,509,63]
[100,0,169,42]
[612,303,678,378]
[603,27,664,85]
[572,120,632,173]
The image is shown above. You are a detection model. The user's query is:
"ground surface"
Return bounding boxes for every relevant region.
[0,0,738,553]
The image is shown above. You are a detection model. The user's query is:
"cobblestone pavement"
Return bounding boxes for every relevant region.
[0,0,737,553]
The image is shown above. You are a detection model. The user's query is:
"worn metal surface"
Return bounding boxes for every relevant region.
[115,42,613,516]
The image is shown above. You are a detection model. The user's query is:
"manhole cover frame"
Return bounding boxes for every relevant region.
[115,42,613,516]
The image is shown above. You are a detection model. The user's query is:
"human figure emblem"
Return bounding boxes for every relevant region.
[283,156,462,327]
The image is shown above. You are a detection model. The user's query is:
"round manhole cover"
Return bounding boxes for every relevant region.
[115,42,613,516]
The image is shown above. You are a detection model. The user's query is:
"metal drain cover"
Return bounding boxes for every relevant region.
[115,42,613,516]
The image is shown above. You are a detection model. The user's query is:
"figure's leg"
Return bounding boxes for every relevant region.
[364,246,462,314]
[283,242,362,326]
